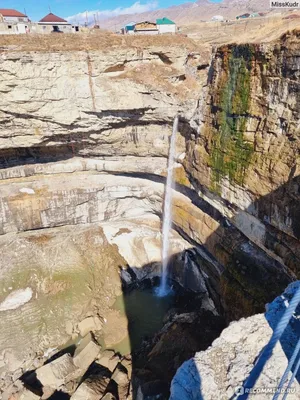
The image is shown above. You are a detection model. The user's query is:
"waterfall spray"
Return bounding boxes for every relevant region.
[157,115,179,297]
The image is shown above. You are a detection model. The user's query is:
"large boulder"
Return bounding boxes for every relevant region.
[36,354,79,391]
[77,317,103,338]
[35,338,101,395]
[71,371,111,400]
[111,363,130,400]
[97,350,120,373]
[73,340,101,371]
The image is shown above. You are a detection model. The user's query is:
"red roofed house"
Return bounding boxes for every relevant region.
[0,9,30,34]
[38,12,77,33]
[0,9,29,23]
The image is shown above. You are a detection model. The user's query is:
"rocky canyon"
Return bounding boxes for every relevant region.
[0,30,299,400]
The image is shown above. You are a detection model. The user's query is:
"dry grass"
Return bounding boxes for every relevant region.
[182,12,300,45]
[115,62,201,101]
[0,30,198,53]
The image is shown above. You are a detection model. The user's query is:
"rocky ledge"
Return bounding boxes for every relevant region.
[170,282,300,400]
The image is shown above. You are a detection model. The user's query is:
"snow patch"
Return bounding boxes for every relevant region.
[19,188,35,195]
[43,347,57,358]
[0,288,33,311]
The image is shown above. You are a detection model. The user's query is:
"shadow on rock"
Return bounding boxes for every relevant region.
[118,174,300,399]
[119,258,226,399]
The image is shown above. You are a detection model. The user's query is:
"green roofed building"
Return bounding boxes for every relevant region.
[156,17,176,34]
[125,22,135,34]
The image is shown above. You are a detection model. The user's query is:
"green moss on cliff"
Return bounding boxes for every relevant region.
[209,45,255,192]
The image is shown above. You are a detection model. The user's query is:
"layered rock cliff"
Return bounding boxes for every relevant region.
[182,29,300,319]
[0,30,299,397]
[0,35,212,392]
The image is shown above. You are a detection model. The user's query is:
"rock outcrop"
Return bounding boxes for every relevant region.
[170,282,300,400]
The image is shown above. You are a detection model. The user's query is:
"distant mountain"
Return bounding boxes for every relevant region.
[100,0,273,31]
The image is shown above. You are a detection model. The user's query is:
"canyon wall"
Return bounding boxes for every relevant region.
[181,30,300,319]
[0,31,299,392]
[0,38,210,390]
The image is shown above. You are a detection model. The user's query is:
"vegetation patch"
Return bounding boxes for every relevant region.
[209,44,255,192]
[174,165,191,187]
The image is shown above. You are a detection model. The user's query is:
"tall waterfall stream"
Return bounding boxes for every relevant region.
[157,115,179,297]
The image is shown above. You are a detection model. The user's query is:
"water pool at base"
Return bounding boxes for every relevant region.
[103,286,175,355]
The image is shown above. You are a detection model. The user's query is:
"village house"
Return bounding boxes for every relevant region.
[122,17,176,35]
[134,21,158,35]
[38,12,78,33]
[0,8,29,23]
[0,9,30,34]
[211,15,224,22]
[156,17,176,34]
[123,22,136,35]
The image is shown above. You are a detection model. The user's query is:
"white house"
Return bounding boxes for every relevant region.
[211,15,224,22]
[38,12,74,33]
[0,9,29,23]
[156,17,176,34]
[0,9,30,34]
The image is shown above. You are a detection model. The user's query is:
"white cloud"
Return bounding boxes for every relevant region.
[67,1,158,24]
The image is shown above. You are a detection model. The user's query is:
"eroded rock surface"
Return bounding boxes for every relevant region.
[183,31,300,319]
[170,282,300,400]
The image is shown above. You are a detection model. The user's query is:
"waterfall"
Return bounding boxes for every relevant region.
[157,115,179,297]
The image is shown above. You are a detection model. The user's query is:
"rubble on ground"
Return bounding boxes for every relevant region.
[2,333,131,400]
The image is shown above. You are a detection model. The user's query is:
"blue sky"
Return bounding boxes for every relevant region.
[3,0,222,22]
